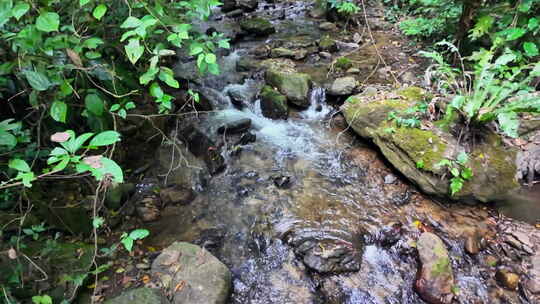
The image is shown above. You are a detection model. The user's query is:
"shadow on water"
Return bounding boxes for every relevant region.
[494,184,540,224]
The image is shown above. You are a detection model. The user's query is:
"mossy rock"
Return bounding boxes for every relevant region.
[260,86,288,119]
[240,17,276,36]
[265,69,311,108]
[342,87,520,202]
[335,57,353,71]
[319,35,337,52]
[105,288,169,304]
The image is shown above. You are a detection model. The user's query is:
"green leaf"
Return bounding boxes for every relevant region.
[85,94,104,116]
[20,172,35,187]
[80,0,92,6]
[121,16,142,28]
[85,51,101,59]
[50,101,67,123]
[498,112,519,138]
[23,70,51,91]
[524,42,539,57]
[52,157,70,172]
[529,18,539,31]
[0,131,17,149]
[93,217,104,228]
[503,28,527,41]
[205,53,217,64]
[218,39,230,49]
[208,63,220,75]
[0,0,13,28]
[36,12,60,32]
[149,82,164,98]
[9,158,30,172]
[189,45,203,56]
[99,157,123,182]
[32,295,52,304]
[83,37,104,49]
[129,229,149,240]
[158,68,179,88]
[139,67,159,85]
[456,152,468,165]
[89,131,121,146]
[125,38,144,65]
[12,2,30,20]
[461,167,473,180]
[110,104,120,111]
[118,109,127,119]
[120,237,134,252]
[92,4,107,20]
[450,177,464,196]
[450,167,460,177]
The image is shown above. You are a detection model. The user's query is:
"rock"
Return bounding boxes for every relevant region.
[336,41,360,51]
[236,57,257,72]
[373,222,403,246]
[237,0,258,11]
[495,268,520,290]
[271,47,296,58]
[265,70,311,108]
[160,184,195,205]
[225,9,244,18]
[346,67,360,74]
[318,36,338,52]
[240,17,275,36]
[217,118,252,134]
[309,5,327,19]
[273,175,292,188]
[260,85,288,119]
[464,234,480,255]
[135,195,161,222]
[221,0,238,12]
[328,76,357,96]
[136,263,150,270]
[384,174,397,184]
[526,254,540,294]
[179,125,226,175]
[105,288,169,304]
[414,232,454,304]
[341,87,520,202]
[319,22,338,31]
[297,240,362,273]
[105,183,135,209]
[319,51,332,59]
[151,242,231,304]
[34,199,92,235]
[237,132,256,145]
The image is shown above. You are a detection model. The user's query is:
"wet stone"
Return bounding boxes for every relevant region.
[217,118,252,134]
[414,232,454,304]
[319,22,338,31]
[273,175,292,189]
[464,234,480,255]
[105,288,169,304]
[159,184,195,205]
[496,268,520,290]
[383,174,397,184]
[236,132,256,145]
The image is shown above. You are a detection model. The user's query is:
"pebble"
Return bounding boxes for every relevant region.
[495,268,520,290]
[384,174,397,184]
[319,52,332,59]
[136,263,150,270]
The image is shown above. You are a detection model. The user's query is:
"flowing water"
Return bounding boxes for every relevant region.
[144,3,538,303]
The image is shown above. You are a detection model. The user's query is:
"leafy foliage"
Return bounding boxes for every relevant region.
[435,152,473,195]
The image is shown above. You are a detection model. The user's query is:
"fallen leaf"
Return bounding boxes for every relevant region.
[115,267,125,273]
[174,280,186,292]
[66,48,83,67]
[51,132,71,143]
[142,274,151,284]
[83,155,103,169]
[7,248,17,259]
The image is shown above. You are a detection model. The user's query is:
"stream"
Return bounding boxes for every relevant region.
[138,2,540,303]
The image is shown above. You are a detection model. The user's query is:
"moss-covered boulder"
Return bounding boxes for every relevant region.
[265,70,311,108]
[105,288,169,304]
[260,86,288,119]
[240,17,275,36]
[319,35,338,52]
[342,87,520,202]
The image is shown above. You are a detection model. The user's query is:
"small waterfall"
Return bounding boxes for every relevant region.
[301,87,332,120]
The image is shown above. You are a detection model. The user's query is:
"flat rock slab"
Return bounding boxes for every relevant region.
[151,242,232,304]
[105,288,169,304]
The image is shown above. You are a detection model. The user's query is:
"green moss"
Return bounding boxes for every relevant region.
[335,57,352,70]
[387,127,448,172]
[398,86,425,101]
[319,35,337,52]
[240,17,276,35]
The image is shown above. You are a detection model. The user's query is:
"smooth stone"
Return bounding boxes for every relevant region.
[217,118,252,134]
[495,268,520,290]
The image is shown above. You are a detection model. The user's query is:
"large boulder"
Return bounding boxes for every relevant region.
[240,17,275,36]
[265,70,312,108]
[151,242,232,304]
[260,85,288,119]
[328,76,357,96]
[178,125,225,175]
[105,288,169,304]
[341,87,520,202]
[414,232,454,304]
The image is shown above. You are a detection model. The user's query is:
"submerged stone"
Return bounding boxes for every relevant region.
[414,232,454,304]
[240,17,275,36]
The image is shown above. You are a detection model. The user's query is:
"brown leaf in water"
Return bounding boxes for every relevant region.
[66,48,83,67]
[51,132,71,143]
[174,280,186,292]
[141,274,151,284]
[83,155,103,169]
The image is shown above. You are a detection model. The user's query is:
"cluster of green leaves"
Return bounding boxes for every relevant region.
[422,42,540,138]
[387,101,428,128]
[327,0,360,15]
[390,0,461,39]
[435,152,473,195]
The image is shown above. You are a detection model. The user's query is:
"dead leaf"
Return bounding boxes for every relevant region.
[83,155,103,169]
[51,132,71,143]
[66,48,83,67]
[7,248,17,259]
[142,274,151,284]
[174,280,186,292]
